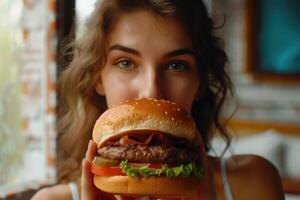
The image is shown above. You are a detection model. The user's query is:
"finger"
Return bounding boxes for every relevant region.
[86,140,97,162]
[81,159,94,200]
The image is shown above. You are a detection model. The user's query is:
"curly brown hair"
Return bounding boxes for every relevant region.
[57,0,233,183]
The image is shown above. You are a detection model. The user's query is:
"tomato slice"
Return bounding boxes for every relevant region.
[149,163,177,168]
[91,162,175,176]
[148,163,163,169]
[90,163,125,176]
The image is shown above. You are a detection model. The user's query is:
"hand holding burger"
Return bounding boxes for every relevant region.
[90,98,206,197]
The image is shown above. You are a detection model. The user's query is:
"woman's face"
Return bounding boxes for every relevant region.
[96,10,201,111]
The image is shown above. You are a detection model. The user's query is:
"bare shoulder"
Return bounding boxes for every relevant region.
[227,154,284,200]
[31,184,72,200]
[228,154,279,172]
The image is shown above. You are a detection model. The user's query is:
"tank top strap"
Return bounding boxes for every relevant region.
[220,158,234,200]
[68,181,80,200]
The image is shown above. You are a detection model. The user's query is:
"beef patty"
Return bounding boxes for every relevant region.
[97,144,200,164]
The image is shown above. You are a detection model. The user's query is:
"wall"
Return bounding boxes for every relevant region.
[217,0,300,124]
[210,1,300,192]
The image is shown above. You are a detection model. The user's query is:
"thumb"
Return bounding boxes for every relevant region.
[81,159,95,200]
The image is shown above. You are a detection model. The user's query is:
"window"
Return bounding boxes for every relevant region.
[0,0,24,194]
[76,0,97,37]
[245,0,300,82]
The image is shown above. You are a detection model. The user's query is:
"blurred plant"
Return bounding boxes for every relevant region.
[0,82,23,185]
[0,0,23,185]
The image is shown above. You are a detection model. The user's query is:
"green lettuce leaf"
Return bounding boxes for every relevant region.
[119,160,205,178]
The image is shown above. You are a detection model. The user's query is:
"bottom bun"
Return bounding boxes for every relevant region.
[94,175,202,197]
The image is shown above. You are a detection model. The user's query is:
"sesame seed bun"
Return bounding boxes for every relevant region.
[93,98,199,147]
[93,175,202,197]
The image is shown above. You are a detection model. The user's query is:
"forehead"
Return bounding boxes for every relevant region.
[106,10,193,49]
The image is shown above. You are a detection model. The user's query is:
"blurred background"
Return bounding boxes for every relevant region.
[0,0,299,199]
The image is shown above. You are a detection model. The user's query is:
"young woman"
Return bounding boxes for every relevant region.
[32,0,284,199]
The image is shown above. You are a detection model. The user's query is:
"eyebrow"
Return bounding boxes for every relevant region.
[108,44,196,58]
[108,44,141,56]
[164,48,196,58]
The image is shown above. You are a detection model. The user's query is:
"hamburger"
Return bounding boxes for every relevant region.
[91,98,205,197]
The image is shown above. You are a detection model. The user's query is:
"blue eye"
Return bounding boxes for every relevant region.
[168,61,189,72]
[116,59,134,69]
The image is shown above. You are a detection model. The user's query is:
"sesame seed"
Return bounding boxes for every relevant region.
[177,108,181,112]
[165,111,168,115]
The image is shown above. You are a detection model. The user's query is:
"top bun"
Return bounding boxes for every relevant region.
[93,98,199,147]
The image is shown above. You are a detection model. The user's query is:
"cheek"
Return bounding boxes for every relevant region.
[101,73,136,108]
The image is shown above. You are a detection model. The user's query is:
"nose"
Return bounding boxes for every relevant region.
[138,68,164,100]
